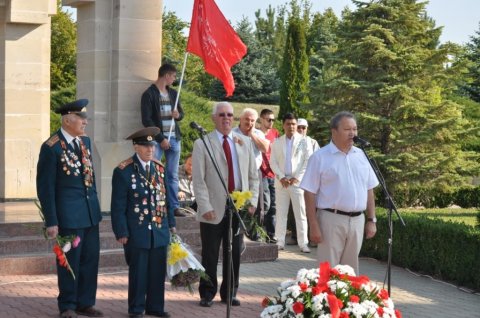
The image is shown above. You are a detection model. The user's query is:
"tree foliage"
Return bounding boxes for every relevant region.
[51,0,76,91]
[462,23,480,103]
[208,18,280,103]
[279,16,310,118]
[310,0,480,204]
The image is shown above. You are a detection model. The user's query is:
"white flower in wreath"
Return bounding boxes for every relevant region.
[294,138,307,157]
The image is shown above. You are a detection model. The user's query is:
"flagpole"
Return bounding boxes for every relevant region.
[167,52,189,142]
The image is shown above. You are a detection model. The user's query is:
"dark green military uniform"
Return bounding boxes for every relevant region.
[111,127,175,317]
[36,99,102,314]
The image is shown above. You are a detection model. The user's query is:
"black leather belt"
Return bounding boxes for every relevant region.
[322,208,363,217]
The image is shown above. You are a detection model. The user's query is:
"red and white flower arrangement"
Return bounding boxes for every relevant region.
[261,262,402,318]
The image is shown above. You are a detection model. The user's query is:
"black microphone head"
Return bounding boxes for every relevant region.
[190,121,198,129]
[353,136,371,146]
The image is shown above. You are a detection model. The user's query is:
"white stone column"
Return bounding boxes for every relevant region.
[63,0,163,211]
[0,0,56,200]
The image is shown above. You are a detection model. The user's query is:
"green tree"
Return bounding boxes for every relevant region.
[311,0,480,205]
[51,1,76,91]
[208,18,280,103]
[462,23,480,103]
[279,16,310,118]
[254,5,287,69]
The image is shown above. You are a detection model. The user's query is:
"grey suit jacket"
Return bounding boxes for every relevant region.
[269,132,311,188]
[192,130,259,224]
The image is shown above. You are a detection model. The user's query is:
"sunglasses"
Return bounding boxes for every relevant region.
[263,118,275,122]
[218,112,234,117]
[297,126,307,130]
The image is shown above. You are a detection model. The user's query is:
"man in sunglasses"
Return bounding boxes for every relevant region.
[192,102,259,308]
[259,109,280,242]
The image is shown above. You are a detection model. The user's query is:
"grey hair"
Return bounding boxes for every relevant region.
[212,101,233,115]
[239,108,258,120]
[330,111,355,129]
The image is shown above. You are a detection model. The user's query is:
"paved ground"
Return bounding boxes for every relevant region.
[1,244,479,318]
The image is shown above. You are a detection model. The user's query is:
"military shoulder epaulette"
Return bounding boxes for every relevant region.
[151,159,164,167]
[46,134,60,147]
[118,158,134,170]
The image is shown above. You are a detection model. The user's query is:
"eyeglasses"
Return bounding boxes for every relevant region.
[263,118,275,122]
[297,126,307,130]
[218,112,234,117]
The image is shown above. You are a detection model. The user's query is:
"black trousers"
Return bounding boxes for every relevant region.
[57,225,100,313]
[198,213,242,301]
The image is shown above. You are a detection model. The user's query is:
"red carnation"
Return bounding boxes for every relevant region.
[292,301,304,314]
[312,286,322,296]
[339,312,350,318]
[378,289,389,300]
[261,297,270,308]
[349,295,360,303]
[337,298,344,309]
[377,307,384,316]
[330,268,340,276]
[299,282,308,291]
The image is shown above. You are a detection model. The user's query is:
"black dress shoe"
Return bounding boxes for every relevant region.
[75,307,104,317]
[145,311,170,317]
[128,314,143,318]
[174,208,187,217]
[221,298,241,306]
[199,299,213,307]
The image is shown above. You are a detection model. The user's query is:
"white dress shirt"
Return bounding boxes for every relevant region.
[215,130,241,190]
[300,141,379,212]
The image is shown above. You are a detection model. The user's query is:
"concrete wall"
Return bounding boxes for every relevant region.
[64,0,163,211]
[0,0,56,200]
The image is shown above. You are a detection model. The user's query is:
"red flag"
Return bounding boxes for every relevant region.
[187,0,247,97]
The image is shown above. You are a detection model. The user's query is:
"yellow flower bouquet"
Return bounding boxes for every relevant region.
[231,191,268,242]
[167,234,208,294]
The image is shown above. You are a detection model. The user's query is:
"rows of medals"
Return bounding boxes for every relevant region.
[133,164,167,230]
[60,139,82,177]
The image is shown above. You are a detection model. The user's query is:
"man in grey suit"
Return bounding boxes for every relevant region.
[192,102,259,308]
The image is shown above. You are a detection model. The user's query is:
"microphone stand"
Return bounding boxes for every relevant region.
[194,128,246,318]
[357,143,405,296]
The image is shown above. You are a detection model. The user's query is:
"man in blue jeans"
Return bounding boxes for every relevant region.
[141,63,186,217]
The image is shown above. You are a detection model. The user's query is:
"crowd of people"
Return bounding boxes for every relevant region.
[36,63,379,318]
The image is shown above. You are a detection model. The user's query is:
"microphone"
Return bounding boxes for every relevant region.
[353,136,371,147]
[190,121,207,134]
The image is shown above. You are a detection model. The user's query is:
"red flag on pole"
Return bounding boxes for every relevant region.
[187,0,247,97]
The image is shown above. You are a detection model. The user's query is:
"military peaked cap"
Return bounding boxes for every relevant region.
[55,99,89,118]
[126,127,160,145]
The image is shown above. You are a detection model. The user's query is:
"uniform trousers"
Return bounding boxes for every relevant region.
[124,243,167,314]
[316,209,365,274]
[274,184,308,248]
[57,225,100,312]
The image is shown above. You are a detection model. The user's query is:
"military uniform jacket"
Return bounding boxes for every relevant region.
[36,129,102,229]
[111,155,176,249]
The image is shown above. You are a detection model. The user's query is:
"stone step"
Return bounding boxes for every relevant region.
[0,215,199,238]
[0,240,277,275]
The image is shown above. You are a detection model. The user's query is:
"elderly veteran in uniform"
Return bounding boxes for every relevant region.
[111,127,175,318]
[300,111,379,274]
[36,99,103,318]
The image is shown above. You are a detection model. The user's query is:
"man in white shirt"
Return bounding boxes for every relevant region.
[300,111,379,273]
[270,113,311,253]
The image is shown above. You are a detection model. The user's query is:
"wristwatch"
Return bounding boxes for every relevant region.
[367,217,377,223]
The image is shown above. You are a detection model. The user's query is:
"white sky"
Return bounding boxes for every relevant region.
[163,0,480,45]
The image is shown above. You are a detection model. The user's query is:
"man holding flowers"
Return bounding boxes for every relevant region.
[111,127,176,318]
[36,99,103,318]
[192,102,259,307]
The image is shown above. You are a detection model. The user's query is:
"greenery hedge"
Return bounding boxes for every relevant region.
[389,185,480,208]
[361,212,480,291]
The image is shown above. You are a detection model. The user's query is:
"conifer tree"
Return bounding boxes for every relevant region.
[279,16,310,118]
[311,0,480,204]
